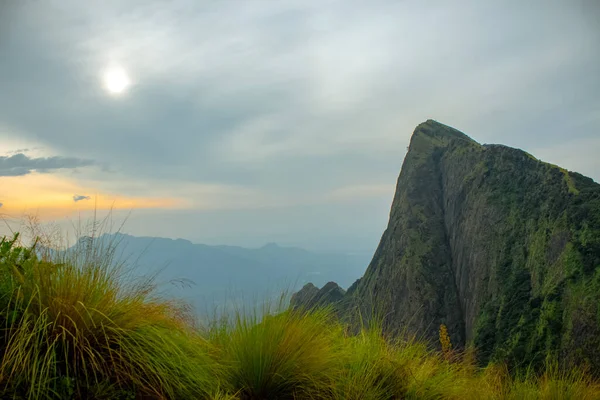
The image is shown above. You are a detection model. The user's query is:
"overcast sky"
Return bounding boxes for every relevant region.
[0,0,599,252]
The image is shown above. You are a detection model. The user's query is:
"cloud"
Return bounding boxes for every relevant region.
[2,1,598,189]
[73,194,91,202]
[0,1,599,250]
[0,203,3,208]
[0,173,185,220]
[0,153,94,177]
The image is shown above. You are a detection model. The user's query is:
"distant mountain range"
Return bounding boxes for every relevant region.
[67,233,371,315]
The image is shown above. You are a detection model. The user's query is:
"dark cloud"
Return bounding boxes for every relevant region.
[73,194,91,202]
[0,203,3,208]
[0,153,94,177]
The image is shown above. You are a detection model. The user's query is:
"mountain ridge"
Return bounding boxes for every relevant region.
[68,232,371,313]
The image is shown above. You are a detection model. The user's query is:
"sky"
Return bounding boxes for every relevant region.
[0,0,599,253]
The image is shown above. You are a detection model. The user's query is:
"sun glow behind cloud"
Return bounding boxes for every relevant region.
[0,173,184,219]
[102,65,131,95]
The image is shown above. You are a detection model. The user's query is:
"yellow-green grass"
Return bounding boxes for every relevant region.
[210,305,340,399]
[0,234,219,399]
[505,363,600,400]
[1,232,600,400]
[332,323,408,400]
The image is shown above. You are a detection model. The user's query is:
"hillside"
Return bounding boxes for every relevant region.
[294,120,600,371]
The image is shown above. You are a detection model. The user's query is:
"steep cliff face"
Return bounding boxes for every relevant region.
[299,120,600,370]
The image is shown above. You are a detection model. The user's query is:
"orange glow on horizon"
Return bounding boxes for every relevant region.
[0,173,186,219]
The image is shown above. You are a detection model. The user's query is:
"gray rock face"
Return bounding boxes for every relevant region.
[347,120,475,346]
[293,120,600,370]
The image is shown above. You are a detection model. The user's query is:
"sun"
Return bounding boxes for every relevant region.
[103,65,131,95]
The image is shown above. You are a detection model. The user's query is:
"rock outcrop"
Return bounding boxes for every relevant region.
[294,120,600,370]
[290,281,345,310]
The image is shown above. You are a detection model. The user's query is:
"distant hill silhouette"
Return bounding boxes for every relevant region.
[67,233,370,315]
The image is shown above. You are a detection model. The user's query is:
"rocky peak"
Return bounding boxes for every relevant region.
[292,120,600,370]
[290,281,346,310]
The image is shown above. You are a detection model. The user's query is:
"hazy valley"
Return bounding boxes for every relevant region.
[71,233,371,314]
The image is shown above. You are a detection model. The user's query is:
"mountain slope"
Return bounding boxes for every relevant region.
[298,120,600,370]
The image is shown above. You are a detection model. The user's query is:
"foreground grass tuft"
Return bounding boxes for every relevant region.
[210,304,341,399]
[333,323,408,399]
[0,234,219,399]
